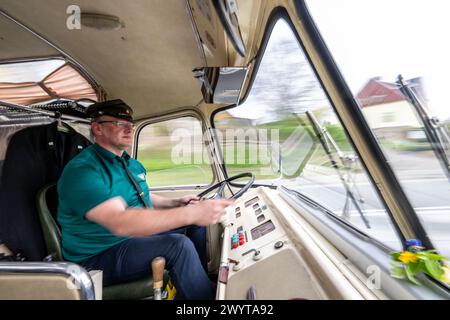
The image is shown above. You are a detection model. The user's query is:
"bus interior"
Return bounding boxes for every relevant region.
[0,0,449,300]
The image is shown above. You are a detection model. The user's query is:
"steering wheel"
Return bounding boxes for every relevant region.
[197,172,255,200]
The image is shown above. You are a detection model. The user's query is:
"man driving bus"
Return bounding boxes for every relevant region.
[57,99,232,300]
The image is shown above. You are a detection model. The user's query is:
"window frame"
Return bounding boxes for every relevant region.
[134,109,217,191]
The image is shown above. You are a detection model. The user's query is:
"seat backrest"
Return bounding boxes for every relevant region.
[36,183,63,261]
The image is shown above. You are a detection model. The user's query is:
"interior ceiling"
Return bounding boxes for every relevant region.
[0,0,206,118]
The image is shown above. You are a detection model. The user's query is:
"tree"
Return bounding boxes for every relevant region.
[242,22,328,124]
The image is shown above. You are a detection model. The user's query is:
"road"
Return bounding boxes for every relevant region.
[278,150,450,257]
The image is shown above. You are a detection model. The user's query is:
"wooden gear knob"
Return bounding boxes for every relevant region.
[151,256,166,289]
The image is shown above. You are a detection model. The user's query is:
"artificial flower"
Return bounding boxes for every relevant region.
[398,251,418,264]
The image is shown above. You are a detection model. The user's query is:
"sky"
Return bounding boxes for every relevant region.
[306,0,450,120]
[231,0,450,121]
[0,60,65,83]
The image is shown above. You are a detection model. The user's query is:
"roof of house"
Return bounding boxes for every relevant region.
[356,77,405,107]
[356,76,426,108]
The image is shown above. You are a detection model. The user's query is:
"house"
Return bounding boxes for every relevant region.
[356,77,424,140]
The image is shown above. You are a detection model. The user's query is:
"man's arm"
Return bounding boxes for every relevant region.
[151,193,199,209]
[85,197,232,237]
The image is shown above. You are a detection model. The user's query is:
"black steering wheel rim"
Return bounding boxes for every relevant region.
[197,172,255,200]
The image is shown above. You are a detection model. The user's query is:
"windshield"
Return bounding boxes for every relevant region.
[306,0,450,258]
[213,19,402,251]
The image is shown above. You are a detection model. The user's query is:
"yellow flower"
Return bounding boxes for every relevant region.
[440,264,450,284]
[399,251,419,264]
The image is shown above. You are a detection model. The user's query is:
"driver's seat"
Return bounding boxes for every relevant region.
[36,183,167,300]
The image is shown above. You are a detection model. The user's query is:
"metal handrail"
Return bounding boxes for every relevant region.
[0,261,96,300]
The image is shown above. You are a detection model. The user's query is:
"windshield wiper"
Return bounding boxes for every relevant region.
[304,111,371,228]
[397,75,450,183]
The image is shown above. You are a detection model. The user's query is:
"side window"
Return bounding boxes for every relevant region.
[137,116,213,187]
[214,19,402,250]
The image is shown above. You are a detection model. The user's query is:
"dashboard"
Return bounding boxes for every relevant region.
[216,187,327,300]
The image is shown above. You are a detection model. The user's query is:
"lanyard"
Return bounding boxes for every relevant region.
[120,159,151,208]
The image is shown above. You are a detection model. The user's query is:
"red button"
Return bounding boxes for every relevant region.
[232,243,238,249]
[239,239,245,245]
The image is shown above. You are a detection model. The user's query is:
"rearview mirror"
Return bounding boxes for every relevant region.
[193,67,247,104]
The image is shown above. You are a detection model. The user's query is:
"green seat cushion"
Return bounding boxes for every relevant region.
[103,271,169,300]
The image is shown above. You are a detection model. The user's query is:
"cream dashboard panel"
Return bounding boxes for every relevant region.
[216,186,327,300]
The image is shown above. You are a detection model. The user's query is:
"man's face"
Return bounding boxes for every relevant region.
[91,115,135,150]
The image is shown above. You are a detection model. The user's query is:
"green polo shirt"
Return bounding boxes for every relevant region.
[57,143,153,263]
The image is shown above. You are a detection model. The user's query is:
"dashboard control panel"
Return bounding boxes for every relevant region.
[217,187,314,299]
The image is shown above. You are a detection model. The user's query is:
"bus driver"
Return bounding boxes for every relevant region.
[57,99,232,299]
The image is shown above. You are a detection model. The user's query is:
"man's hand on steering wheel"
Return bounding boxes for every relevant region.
[185,199,234,226]
[177,173,254,226]
[177,195,200,206]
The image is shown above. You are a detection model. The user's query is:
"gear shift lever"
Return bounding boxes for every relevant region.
[151,256,165,300]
